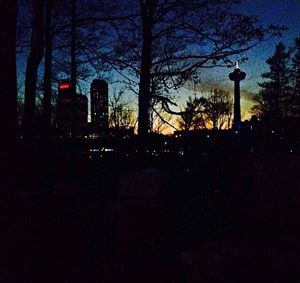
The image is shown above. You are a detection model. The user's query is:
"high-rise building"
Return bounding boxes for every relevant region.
[56,81,88,136]
[90,79,109,130]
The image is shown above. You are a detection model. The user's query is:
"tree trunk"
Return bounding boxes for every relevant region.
[24,0,44,142]
[71,0,77,137]
[71,0,77,96]
[0,1,18,193]
[213,120,217,130]
[138,2,153,139]
[43,0,53,138]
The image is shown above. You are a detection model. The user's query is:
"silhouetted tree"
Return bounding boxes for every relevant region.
[19,0,110,136]
[71,0,77,96]
[177,96,206,131]
[109,90,136,130]
[291,36,300,96]
[203,88,233,130]
[290,36,300,117]
[0,1,18,192]
[16,0,283,140]
[24,0,44,141]
[251,92,267,119]
[108,0,283,138]
[16,0,32,53]
[17,96,24,126]
[151,106,173,134]
[50,0,115,83]
[178,88,233,131]
[43,0,53,137]
[258,42,291,121]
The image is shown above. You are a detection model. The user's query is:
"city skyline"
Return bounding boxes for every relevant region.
[14,0,300,134]
[3,3,300,282]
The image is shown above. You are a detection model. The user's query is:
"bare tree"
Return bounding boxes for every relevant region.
[177,88,233,131]
[109,90,136,130]
[151,106,173,134]
[19,0,113,136]
[203,88,233,130]
[17,0,283,140]
[16,0,32,54]
[24,0,44,142]
[50,0,117,83]
[105,0,283,138]
[43,0,53,137]
[250,92,266,119]
[0,0,18,192]
[177,96,206,131]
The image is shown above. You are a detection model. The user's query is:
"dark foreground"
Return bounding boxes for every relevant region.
[3,146,300,282]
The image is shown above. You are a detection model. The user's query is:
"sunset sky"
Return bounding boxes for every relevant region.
[167,0,299,126]
[17,0,300,133]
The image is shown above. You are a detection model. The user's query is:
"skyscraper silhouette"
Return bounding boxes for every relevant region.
[90,79,109,130]
[56,81,88,136]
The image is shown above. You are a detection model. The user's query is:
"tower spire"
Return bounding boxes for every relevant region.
[235,61,239,69]
[229,64,246,130]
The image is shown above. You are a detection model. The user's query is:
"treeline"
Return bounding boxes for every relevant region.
[177,88,233,131]
[252,37,300,122]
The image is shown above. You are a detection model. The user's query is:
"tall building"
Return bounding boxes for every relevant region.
[90,79,109,130]
[56,81,88,136]
[229,62,246,130]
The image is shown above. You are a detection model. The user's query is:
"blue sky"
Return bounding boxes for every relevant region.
[17,0,300,127]
[238,0,300,90]
[176,0,300,120]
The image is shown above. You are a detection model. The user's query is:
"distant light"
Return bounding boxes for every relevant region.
[271,130,275,134]
[207,135,210,138]
[101,148,113,152]
[290,149,293,153]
